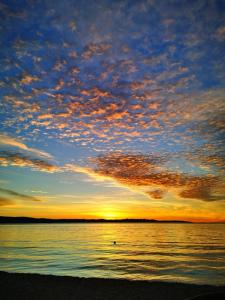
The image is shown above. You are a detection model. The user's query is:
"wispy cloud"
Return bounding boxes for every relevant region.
[0,196,14,206]
[0,151,58,172]
[64,163,119,183]
[0,134,52,159]
[0,187,40,202]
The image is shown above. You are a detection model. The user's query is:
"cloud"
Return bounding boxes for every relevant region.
[0,134,52,158]
[0,196,14,206]
[0,187,40,202]
[179,186,225,201]
[0,151,59,173]
[147,190,165,199]
[64,163,115,183]
[37,114,54,120]
[20,74,39,85]
[86,152,225,202]
[82,42,111,60]
[216,25,225,41]
[1,149,222,203]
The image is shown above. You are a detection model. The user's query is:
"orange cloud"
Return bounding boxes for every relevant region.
[82,43,111,60]
[37,114,54,120]
[21,75,39,85]
[88,153,224,202]
[106,111,128,121]
[146,189,165,199]
[0,197,14,206]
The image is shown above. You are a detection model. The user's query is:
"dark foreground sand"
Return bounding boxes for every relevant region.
[0,271,225,300]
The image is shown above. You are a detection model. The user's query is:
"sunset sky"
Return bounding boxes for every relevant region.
[0,0,225,221]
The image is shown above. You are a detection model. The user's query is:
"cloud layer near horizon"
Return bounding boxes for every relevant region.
[0,138,224,202]
[91,153,225,202]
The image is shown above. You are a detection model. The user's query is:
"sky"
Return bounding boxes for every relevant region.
[0,0,225,221]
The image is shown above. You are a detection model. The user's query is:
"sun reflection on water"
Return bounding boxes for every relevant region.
[0,223,225,285]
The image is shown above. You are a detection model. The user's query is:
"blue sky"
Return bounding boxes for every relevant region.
[0,0,225,221]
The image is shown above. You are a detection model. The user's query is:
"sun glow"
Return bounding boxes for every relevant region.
[97,207,123,220]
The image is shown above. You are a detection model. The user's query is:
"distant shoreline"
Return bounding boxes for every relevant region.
[0,216,224,224]
[0,271,225,300]
[0,216,191,224]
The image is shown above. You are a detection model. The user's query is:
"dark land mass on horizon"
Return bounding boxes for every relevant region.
[0,216,225,224]
[0,216,194,224]
[0,271,225,300]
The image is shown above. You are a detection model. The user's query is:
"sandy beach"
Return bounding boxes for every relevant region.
[0,271,225,300]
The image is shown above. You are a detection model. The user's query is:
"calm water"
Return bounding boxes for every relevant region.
[0,223,225,285]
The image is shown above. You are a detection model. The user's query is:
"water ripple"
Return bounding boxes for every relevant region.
[0,223,225,285]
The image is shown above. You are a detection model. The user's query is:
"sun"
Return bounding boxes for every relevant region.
[103,212,119,220]
[98,207,123,220]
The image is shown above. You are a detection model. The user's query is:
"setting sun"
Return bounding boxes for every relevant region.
[97,208,123,220]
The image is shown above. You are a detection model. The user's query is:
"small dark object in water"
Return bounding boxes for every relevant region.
[113,241,116,245]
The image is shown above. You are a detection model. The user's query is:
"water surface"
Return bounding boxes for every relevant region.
[0,223,225,285]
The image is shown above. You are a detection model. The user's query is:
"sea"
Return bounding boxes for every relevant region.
[0,223,225,285]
